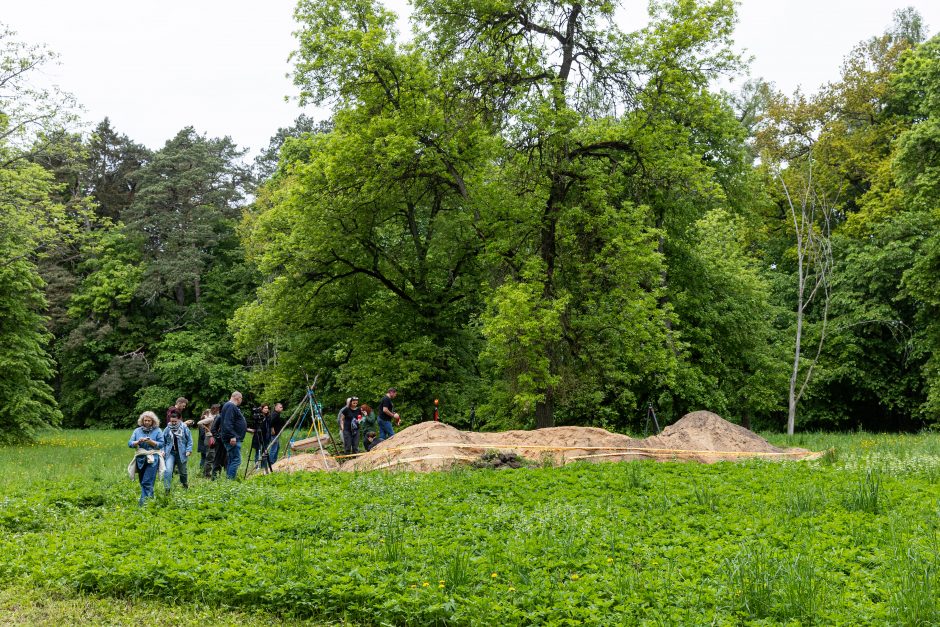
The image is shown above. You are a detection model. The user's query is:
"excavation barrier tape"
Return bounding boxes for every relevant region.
[314,441,817,464]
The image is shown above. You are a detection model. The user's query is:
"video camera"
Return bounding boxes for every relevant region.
[250,406,267,429]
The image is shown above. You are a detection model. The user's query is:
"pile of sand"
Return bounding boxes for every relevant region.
[273,410,816,474]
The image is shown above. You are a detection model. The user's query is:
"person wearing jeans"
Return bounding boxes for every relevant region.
[128,411,165,506]
[163,412,192,491]
[219,391,247,479]
[377,387,401,442]
[224,440,242,478]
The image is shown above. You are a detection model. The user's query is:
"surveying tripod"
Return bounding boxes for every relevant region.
[643,402,661,436]
[245,374,341,478]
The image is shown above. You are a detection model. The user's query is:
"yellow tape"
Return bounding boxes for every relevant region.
[325,441,805,461]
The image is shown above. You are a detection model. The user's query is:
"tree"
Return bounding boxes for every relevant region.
[124,127,251,308]
[778,162,834,435]
[236,0,492,416]
[412,0,748,427]
[0,26,83,442]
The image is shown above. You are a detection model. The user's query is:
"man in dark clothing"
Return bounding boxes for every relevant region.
[268,402,286,463]
[219,391,247,479]
[377,388,400,442]
[249,404,272,471]
[201,404,224,478]
[166,397,188,424]
[340,397,362,455]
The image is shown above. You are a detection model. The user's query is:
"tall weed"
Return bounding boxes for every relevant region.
[845,468,883,514]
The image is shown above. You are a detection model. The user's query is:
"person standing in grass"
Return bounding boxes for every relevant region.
[202,404,225,479]
[377,388,401,442]
[163,410,192,491]
[219,391,246,479]
[336,398,351,452]
[128,411,165,506]
[268,402,286,464]
[195,408,211,469]
[166,397,189,425]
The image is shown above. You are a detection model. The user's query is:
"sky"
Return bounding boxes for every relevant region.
[4,1,939,157]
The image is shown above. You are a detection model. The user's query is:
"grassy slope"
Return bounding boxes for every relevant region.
[0,429,938,625]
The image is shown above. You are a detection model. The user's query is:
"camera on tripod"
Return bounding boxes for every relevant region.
[250,405,267,427]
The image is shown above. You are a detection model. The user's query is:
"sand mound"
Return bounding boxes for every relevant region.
[275,411,816,474]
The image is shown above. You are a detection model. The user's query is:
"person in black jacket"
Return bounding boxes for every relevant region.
[268,402,286,463]
[202,404,224,479]
[219,391,247,479]
[340,397,362,455]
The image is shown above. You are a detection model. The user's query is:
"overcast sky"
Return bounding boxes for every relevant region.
[5,1,939,156]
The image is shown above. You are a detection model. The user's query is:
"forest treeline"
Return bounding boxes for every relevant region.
[1,1,938,444]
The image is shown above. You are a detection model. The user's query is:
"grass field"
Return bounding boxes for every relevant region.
[0,428,938,625]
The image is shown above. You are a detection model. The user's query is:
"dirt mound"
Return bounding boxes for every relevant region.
[276,411,815,474]
[274,449,340,472]
[639,410,790,462]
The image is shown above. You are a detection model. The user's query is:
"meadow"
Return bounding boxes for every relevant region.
[0,429,938,625]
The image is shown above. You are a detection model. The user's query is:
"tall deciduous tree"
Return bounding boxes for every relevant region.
[0,26,81,442]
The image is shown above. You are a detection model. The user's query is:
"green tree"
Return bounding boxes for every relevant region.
[236,0,491,417]
[0,26,83,442]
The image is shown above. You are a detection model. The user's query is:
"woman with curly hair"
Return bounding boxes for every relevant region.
[128,411,165,505]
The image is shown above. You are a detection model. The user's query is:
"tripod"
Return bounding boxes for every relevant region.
[245,373,339,478]
[244,415,273,478]
[643,402,661,436]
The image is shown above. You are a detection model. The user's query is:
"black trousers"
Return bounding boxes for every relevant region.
[209,438,228,479]
[343,430,359,456]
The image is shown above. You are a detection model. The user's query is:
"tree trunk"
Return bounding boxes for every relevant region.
[535,395,554,429]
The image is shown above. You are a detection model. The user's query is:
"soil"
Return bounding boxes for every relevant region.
[273,410,817,474]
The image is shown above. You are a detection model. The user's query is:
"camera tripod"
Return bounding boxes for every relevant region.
[244,373,339,478]
[243,416,274,478]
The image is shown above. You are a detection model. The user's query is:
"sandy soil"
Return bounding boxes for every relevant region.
[273,410,816,473]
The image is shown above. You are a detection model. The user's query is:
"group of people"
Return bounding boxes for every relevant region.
[337,388,402,456]
[128,392,273,505]
[127,387,403,505]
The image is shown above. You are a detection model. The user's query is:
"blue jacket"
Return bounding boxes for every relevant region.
[219,401,247,442]
[129,426,164,469]
[129,426,164,451]
[162,424,193,458]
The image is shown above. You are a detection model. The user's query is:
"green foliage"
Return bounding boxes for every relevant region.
[0,430,938,624]
[0,139,66,443]
[671,209,786,421]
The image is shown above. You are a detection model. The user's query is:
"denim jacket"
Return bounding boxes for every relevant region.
[162,425,193,459]
[129,426,164,469]
[129,426,164,451]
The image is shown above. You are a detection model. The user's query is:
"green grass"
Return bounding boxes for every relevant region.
[0,429,938,625]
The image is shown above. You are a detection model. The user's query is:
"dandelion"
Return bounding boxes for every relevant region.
[491,572,498,578]
[508,586,516,592]
[607,557,614,563]
[439,580,445,584]
[410,584,417,589]
[571,574,579,580]
[422,582,430,587]
[438,584,445,588]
